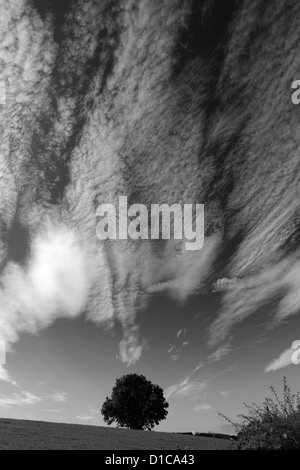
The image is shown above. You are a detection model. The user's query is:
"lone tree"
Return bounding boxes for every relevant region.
[101,373,169,430]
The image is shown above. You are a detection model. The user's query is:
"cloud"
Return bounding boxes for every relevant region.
[76,415,96,421]
[265,347,294,372]
[165,373,209,400]
[212,278,245,292]
[141,235,221,305]
[2,0,300,370]
[220,390,231,397]
[167,334,190,362]
[209,231,300,346]
[36,381,46,387]
[0,2,225,368]
[0,365,18,386]
[176,329,186,339]
[0,218,92,350]
[194,362,205,371]
[0,339,5,364]
[46,390,69,403]
[88,407,99,414]
[165,357,236,403]
[0,391,42,409]
[194,403,213,411]
[208,343,231,363]
[118,325,145,366]
[170,354,180,361]
[41,409,63,413]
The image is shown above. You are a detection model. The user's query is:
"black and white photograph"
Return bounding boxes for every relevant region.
[0,0,300,454]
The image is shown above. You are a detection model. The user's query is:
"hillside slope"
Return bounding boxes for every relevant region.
[0,418,231,450]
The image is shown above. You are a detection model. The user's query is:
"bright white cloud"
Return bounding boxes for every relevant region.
[265,347,294,372]
[0,219,92,350]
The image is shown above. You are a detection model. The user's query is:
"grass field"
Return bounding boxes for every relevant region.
[0,418,232,450]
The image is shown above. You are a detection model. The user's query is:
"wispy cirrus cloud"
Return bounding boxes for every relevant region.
[194,403,213,411]
[165,373,209,400]
[46,390,69,403]
[208,343,231,363]
[36,381,46,387]
[76,415,96,421]
[2,0,300,374]
[41,409,63,414]
[167,330,191,362]
[89,408,99,414]
[265,347,295,372]
[0,365,18,386]
[210,215,300,347]
[170,354,180,361]
[212,278,245,292]
[219,390,231,397]
[0,391,41,409]
[176,329,187,339]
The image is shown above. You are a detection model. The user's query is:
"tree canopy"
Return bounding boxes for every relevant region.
[101,373,169,430]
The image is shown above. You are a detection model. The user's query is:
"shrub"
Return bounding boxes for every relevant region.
[220,377,300,450]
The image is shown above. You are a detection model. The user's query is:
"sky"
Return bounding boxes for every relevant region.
[1,0,300,435]
[1,269,300,433]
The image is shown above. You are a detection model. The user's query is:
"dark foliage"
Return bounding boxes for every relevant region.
[101,374,169,431]
[220,377,300,450]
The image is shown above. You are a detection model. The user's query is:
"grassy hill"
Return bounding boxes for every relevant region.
[0,418,232,450]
